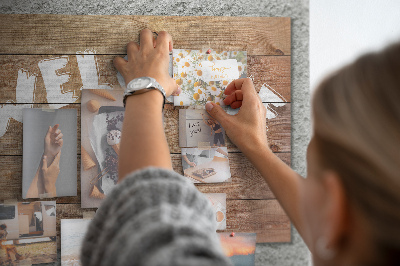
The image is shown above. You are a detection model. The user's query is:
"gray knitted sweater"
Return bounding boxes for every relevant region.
[81,167,232,266]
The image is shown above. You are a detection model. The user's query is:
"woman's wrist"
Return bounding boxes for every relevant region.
[125,89,164,111]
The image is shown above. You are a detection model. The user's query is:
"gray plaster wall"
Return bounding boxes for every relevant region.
[0,0,311,265]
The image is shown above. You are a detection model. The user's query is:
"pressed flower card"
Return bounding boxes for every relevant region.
[173,49,247,106]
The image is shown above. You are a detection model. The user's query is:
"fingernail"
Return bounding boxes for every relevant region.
[177,86,182,94]
[43,156,47,159]
[205,102,214,111]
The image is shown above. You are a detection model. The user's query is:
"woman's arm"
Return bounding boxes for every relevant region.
[113,29,179,181]
[201,113,212,129]
[205,78,307,242]
[26,161,44,198]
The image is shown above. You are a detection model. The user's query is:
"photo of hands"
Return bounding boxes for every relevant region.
[22,109,77,199]
[182,147,231,183]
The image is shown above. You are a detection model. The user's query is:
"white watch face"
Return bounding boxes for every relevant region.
[131,77,151,90]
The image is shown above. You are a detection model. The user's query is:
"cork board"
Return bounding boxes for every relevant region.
[0,14,291,244]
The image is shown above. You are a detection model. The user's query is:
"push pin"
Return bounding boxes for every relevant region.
[230,232,235,237]
[206,49,212,54]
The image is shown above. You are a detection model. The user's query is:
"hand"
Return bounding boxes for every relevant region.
[113,29,180,97]
[205,78,268,154]
[188,161,197,167]
[44,124,63,165]
[41,152,61,197]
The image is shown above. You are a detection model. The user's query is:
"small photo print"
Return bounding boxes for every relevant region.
[61,219,92,266]
[0,201,57,265]
[22,108,77,198]
[179,109,226,148]
[219,232,256,266]
[182,147,231,183]
[205,193,226,230]
[173,49,247,106]
[81,88,125,208]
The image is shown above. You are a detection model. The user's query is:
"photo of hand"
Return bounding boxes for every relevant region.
[26,124,63,198]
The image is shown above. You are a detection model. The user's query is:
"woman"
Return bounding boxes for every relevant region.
[0,224,24,263]
[81,29,400,266]
[201,113,225,147]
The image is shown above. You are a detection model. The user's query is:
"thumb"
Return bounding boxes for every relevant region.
[42,155,48,171]
[205,102,230,127]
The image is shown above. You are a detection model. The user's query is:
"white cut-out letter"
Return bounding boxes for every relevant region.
[76,51,112,90]
[38,57,74,106]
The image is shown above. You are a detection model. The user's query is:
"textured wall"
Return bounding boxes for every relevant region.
[0,0,311,265]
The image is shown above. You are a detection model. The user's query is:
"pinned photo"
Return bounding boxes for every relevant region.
[205,193,226,230]
[173,49,247,106]
[22,108,77,198]
[61,219,92,266]
[0,201,57,265]
[182,147,231,183]
[219,232,256,266]
[179,109,226,148]
[81,88,125,208]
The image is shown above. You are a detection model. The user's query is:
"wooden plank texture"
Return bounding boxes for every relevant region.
[0,15,290,56]
[0,152,290,202]
[0,102,290,155]
[0,14,292,244]
[54,199,290,248]
[0,55,290,103]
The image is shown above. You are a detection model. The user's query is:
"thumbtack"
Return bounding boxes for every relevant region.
[206,49,212,54]
[230,232,235,237]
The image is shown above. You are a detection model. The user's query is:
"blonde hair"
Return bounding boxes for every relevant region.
[312,42,400,264]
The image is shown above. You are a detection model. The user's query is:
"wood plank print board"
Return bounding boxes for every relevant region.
[0,14,291,244]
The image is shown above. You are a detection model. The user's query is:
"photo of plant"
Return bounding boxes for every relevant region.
[219,232,256,266]
[0,201,57,265]
[173,49,247,106]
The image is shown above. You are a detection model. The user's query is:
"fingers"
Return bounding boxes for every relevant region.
[139,29,154,52]
[224,78,256,97]
[155,31,173,53]
[171,85,182,96]
[55,133,63,141]
[52,124,59,133]
[205,102,230,126]
[42,156,48,171]
[113,56,128,73]
[45,126,52,138]
[57,139,64,147]
[223,90,243,107]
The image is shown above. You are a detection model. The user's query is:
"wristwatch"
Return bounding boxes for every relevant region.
[123,77,166,108]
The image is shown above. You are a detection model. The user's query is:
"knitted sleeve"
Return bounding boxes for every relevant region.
[81,167,232,266]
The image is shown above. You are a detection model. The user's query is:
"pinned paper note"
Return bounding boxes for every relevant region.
[198,59,239,82]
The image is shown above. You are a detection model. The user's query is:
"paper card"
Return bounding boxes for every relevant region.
[61,219,92,266]
[204,193,226,230]
[173,49,247,106]
[182,147,231,183]
[80,88,125,208]
[219,232,256,266]
[0,201,57,265]
[22,108,77,199]
[179,109,226,148]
